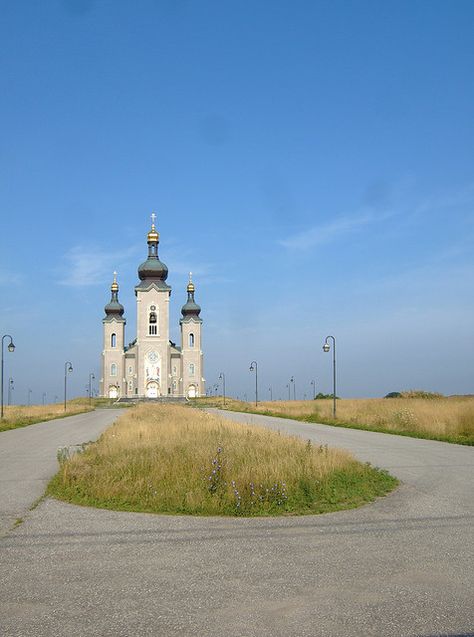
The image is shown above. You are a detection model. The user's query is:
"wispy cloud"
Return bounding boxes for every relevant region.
[57,244,140,287]
[279,210,392,250]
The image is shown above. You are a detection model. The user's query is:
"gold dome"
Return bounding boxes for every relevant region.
[147,212,159,242]
[187,272,195,293]
[111,271,119,292]
[147,225,159,242]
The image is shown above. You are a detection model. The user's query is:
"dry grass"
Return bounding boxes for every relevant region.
[194,395,474,444]
[48,403,396,516]
[0,400,93,432]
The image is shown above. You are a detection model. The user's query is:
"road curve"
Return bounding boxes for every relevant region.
[0,409,123,535]
[0,408,472,637]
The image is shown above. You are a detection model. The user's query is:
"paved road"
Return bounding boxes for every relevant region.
[0,409,123,536]
[0,409,473,637]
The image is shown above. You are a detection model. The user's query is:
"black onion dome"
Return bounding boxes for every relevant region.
[137,220,168,282]
[138,257,168,281]
[104,274,125,319]
[181,276,202,320]
[104,297,125,317]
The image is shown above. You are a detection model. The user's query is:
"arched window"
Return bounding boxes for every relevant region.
[189,333,195,347]
[111,333,116,348]
[189,363,195,376]
[110,363,117,377]
[149,311,157,335]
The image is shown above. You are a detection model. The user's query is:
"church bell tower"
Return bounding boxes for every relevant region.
[135,214,171,397]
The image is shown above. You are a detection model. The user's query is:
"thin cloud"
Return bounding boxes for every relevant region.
[57,244,140,287]
[280,211,392,250]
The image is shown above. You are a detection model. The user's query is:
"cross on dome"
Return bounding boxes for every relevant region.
[151,212,157,228]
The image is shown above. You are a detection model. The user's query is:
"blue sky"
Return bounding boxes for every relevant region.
[1,0,473,402]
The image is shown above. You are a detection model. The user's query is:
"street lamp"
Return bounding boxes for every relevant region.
[268,386,273,401]
[286,383,290,400]
[323,335,337,418]
[89,373,95,407]
[8,378,14,406]
[28,389,32,406]
[42,392,46,406]
[1,334,15,418]
[290,376,296,400]
[311,379,316,400]
[219,372,226,406]
[64,362,73,412]
[249,361,258,406]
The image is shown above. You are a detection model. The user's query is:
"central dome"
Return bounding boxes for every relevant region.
[138,257,168,281]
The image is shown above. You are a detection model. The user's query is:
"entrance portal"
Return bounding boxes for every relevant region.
[109,386,118,399]
[146,381,159,398]
[187,385,196,398]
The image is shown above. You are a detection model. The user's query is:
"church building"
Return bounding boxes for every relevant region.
[100,215,205,399]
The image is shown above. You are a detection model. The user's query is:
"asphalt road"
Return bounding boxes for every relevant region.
[0,408,473,637]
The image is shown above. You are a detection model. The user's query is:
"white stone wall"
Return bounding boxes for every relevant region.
[136,285,170,397]
[101,319,125,398]
[181,319,204,397]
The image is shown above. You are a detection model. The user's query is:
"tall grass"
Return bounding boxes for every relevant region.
[194,396,474,444]
[48,404,396,516]
[0,400,94,432]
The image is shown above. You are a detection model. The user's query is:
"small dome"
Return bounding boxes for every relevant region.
[104,272,125,317]
[104,298,125,317]
[181,297,201,317]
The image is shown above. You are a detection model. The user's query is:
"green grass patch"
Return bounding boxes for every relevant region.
[48,404,397,517]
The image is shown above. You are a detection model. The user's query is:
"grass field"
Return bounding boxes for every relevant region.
[192,395,474,445]
[48,403,397,516]
[0,399,94,432]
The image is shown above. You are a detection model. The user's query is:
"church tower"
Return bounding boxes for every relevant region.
[100,272,126,399]
[135,214,171,398]
[180,273,204,398]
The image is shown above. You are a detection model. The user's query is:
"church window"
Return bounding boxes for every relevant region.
[128,381,132,391]
[172,380,177,390]
[149,310,158,335]
[128,366,133,375]
[110,363,117,377]
[111,333,116,348]
[189,333,195,347]
[172,365,177,375]
[189,363,195,376]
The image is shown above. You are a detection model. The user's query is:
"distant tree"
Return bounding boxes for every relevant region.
[314,392,339,400]
[384,392,401,398]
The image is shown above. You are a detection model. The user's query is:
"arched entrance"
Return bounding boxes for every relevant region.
[146,381,159,398]
[108,385,119,399]
[187,384,197,398]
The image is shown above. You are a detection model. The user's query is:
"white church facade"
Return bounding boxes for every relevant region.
[100,216,205,399]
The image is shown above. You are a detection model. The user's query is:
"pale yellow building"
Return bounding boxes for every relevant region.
[100,216,205,399]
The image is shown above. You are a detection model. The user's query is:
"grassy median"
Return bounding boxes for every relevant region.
[48,403,397,517]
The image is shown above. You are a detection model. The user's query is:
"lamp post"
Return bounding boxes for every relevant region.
[8,378,14,406]
[323,335,337,418]
[286,383,290,400]
[213,383,219,397]
[42,392,46,406]
[290,376,296,400]
[89,373,95,407]
[311,379,316,400]
[28,389,32,406]
[249,361,258,406]
[268,386,273,401]
[64,362,73,412]
[219,372,226,406]
[1,335,15,418]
